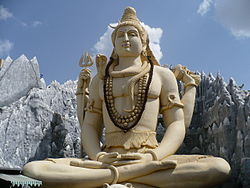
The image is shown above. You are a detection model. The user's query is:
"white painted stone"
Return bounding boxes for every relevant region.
[0,55,44,107]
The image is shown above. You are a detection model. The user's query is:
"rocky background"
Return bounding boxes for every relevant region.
[158,73,250,188]
[0,56,249,188]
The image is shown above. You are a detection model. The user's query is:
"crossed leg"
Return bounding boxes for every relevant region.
[23,157,175,188]
[129,155,231,188]
[23,155,230,188]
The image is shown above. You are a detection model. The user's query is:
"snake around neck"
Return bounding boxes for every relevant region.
[103,56,154,132]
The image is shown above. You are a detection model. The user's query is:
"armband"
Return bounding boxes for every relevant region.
[160,92,184,113]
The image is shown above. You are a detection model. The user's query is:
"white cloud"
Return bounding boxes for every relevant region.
[0,39,14,57]
[230,29,250,38]
[141,23,163,62]
[93,24,114,58]
[0,5,13,20]
[20,20,42,28]
[215,0,250,38]
[0,5,42,28]
[32,20,42,27]
[93,23,163,62]
[197,0,250,38]
[21,21,28,27]
[197,0,213,16]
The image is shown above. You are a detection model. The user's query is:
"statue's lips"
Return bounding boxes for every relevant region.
[122,43,131,48]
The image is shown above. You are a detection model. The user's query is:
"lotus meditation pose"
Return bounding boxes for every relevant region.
[23,7,230,188]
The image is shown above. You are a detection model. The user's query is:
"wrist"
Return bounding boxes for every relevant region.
[184,81,198,88]
[183,73,201,88]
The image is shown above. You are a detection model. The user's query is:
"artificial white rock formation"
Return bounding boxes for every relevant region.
[0,80,81,168]
[0,55,44,107]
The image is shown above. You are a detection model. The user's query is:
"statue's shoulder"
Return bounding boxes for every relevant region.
[154,65,175,81]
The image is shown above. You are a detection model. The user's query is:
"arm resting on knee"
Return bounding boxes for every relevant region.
[153,107,185,160]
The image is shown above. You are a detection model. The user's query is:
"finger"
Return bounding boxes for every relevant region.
[101,56,107,61]
[70,161,80,167]
[111,160,142,166]
[101,158,121,164]
[99,152,120,164]
[96,54,101,61]
[105,152,119,158]
[119,153,142,160]
[99,155,124,164]
[160,160,177,169]
[70,160,103,169]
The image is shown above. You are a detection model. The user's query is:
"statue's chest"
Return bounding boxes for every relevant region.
[99,75,161,100]
[111,77,133,97]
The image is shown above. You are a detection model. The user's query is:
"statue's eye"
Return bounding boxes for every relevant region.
[128,31,138,37]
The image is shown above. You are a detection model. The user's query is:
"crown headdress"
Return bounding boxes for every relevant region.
[111,7,160,65]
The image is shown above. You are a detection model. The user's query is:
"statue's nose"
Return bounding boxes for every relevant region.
[124,33,129,41]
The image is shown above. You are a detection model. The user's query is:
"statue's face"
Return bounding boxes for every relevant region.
[114,25,144,57]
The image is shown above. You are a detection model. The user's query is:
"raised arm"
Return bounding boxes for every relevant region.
[76,69,91,127]
[152,68,185,160]
[173,64,201,128]
[82,75,103,160]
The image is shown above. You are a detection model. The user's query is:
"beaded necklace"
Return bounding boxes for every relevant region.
[104,56,154,132]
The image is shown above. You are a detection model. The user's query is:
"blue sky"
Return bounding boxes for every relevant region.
[0,0,250,89]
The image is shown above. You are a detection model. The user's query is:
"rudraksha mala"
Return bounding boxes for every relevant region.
[104,56,154,132]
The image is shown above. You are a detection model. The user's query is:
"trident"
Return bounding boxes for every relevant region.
[79,52,94,68]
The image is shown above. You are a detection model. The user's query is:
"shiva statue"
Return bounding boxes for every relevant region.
[23,7,230,188]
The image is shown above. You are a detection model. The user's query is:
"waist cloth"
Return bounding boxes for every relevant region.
[103,129,212,163]
[103,130,159,153]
